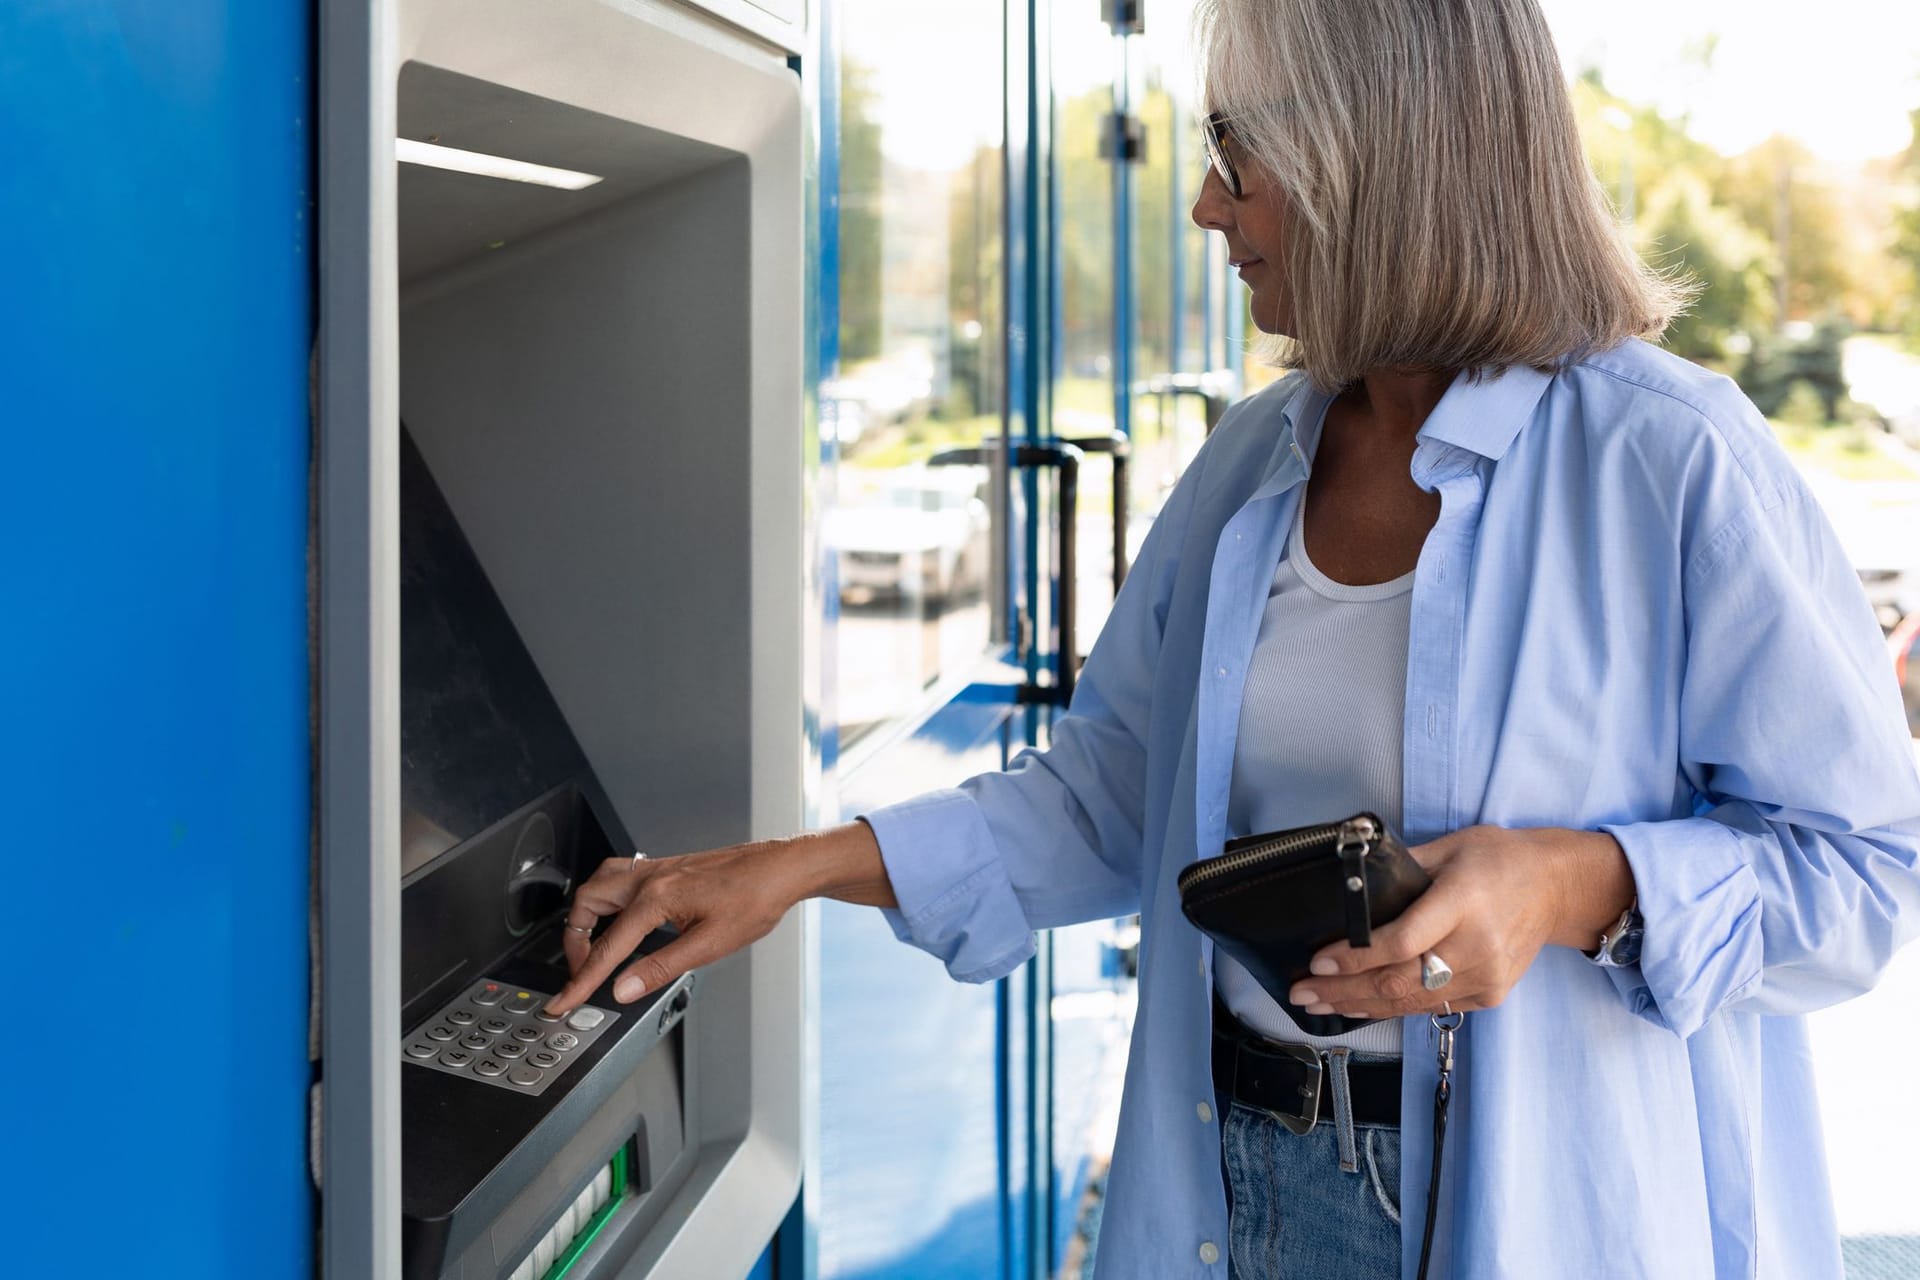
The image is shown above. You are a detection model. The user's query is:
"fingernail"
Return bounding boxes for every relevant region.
[1291,988,1319,1006]
[1309,957,1338,976]
[614,975,646,1003]
[1306,1003,1335,1016]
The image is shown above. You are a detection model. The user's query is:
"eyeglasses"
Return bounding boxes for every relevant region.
[1201,112,1242,199]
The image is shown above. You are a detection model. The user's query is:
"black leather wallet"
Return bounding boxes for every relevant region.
[1177,813,1430,1037]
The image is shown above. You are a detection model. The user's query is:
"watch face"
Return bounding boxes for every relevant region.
[1610,924,1644,968]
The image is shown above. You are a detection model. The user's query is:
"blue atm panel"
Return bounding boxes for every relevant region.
[1,2,314,1275]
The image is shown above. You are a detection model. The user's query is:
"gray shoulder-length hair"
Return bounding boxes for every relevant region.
[1196,0,1692,389]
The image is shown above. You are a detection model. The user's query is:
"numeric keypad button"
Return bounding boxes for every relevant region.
[509,1066,544,1087]
[527,1050,561,1070]
[547,1032,580,1052]
[483,1017,514,1035]
[474,1058,507,1078]
[425,1024,456,1042]
[405,1042,437,1059]
[512,1025,543,1043]
[495,1040,526,1059]
[440,1049,475,1069]
[460,1033,491,1051]
[446,1009,477,1026]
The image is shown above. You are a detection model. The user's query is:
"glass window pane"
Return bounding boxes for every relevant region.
[832,0,1006,752]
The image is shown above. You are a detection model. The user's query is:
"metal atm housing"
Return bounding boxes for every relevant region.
[319,1,808,1276]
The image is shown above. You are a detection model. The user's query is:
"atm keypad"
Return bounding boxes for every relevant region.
[404,980,617,1097]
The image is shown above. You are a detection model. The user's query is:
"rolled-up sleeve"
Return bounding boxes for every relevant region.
[860,435,1215,983]
[1603,483,1920,1039]
[863,789,1037,983]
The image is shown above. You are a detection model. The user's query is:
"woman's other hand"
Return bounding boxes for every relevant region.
[544,821,896,1015]
[1286,826,1636,1019]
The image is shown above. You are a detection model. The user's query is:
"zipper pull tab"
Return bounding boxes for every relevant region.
[1336,818,1376,947]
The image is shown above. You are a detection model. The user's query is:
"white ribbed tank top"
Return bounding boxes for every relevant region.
[1215,489,1413,1056]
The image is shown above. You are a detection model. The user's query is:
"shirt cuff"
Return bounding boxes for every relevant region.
[861,787,1037,984]
[1598,816,1762,1039]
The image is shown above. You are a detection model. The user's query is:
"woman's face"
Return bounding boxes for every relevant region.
[1190,130,1296,337]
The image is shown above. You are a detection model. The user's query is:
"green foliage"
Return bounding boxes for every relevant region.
[1634,170,1775,359]
[1057,85,1117,387]
[1571,75,1890,372]
[1737,317,1851,421]
[1894,108,1920,348]
[838,59,884,363]
[1717,136,1854,323]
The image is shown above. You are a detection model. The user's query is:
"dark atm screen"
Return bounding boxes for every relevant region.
[398,425,609,874]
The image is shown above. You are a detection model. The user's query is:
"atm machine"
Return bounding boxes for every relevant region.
[317,2,811,1277]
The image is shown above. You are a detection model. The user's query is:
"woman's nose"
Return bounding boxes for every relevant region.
[1191,167,1232,232]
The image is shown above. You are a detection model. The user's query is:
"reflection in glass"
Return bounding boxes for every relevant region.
[831,0,1006,750]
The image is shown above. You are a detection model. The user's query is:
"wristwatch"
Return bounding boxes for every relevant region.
[1588,902,1644,968]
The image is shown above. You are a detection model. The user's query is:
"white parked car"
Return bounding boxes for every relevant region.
[829,466,990,606]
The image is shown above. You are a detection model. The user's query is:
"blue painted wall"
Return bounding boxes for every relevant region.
[0,3,314,1274]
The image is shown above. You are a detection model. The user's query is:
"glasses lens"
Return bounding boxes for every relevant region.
[1202,114,1240,197]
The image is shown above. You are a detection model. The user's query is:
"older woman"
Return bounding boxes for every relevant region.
[549,1,1920,1275]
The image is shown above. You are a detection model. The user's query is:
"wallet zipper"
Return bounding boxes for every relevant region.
[1177,815,1377,894]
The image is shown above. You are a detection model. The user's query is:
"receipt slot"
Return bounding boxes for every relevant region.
[318,2,807,1277]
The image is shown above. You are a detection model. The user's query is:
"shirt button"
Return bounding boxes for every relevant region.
[1197,1101,1213,1124]
[1200,1242,1221,1265]
[1235,532,1243,541]
[1216,666,1227,678]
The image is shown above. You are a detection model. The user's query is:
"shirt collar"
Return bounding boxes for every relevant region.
[1414,363,1555,461]
[1249,378,1331,501]
[1257,362,1553,497]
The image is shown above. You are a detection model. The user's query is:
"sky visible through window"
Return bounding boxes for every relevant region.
[1539,0,1920,164]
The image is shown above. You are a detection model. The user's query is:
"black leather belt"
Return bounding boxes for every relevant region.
[1211,1003,1401,1134]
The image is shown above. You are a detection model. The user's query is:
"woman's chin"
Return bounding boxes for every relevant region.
[1243,292,1296,338]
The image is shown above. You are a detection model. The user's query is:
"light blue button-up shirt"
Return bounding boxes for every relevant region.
[862,339,1920,1279]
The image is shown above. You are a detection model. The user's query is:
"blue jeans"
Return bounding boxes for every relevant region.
[1216,1051,1402,1279]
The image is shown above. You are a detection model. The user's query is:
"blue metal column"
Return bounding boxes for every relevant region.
[1,3,314,1274]
[1110,36,1135,442]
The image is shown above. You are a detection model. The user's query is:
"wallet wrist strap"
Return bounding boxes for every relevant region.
[1417,1010,1462,1280]
[1336,822,1375,947]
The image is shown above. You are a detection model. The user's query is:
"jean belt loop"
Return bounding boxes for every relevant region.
[1327,1046,1359,1173]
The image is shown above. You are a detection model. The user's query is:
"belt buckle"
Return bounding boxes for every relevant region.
[1264,1040,1323,1136]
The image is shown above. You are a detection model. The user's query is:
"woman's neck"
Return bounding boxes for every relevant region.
[1340,367,1455,443]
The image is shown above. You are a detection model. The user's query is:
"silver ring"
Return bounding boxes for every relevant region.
[1421,952,1454,991]
[565,923,593,936]
[631,851,649,871]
